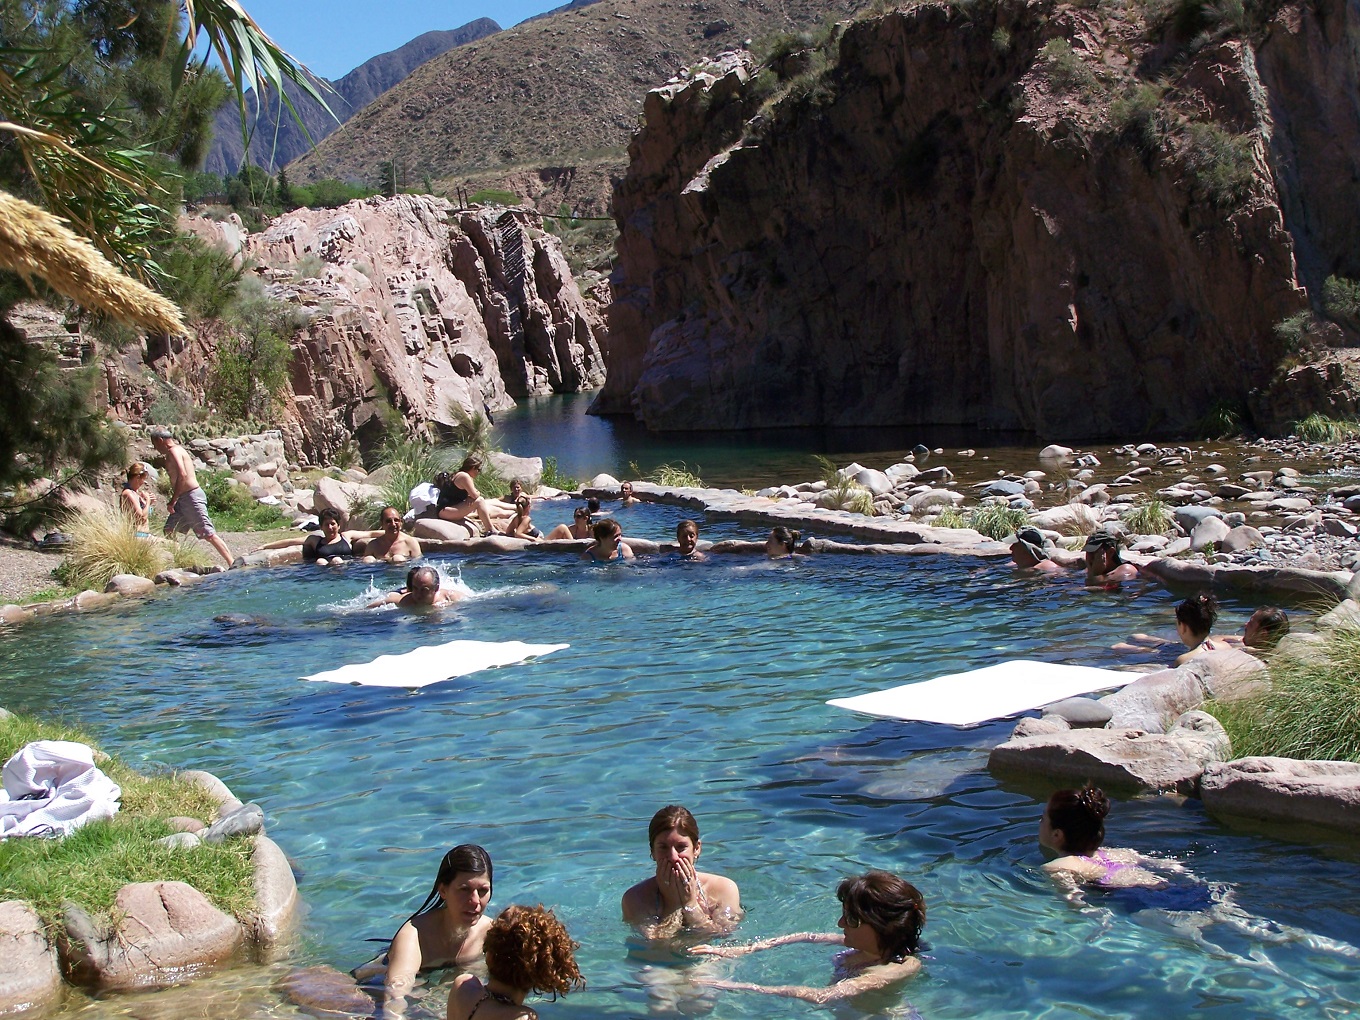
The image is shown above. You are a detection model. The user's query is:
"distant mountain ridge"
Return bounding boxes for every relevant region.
[289,0,866,185]
[203,19,501,176]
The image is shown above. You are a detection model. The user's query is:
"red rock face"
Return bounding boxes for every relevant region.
[174,195,605,465]
[600,0,1357,438]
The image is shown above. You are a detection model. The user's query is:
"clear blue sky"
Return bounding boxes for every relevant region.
[246,0,562,80]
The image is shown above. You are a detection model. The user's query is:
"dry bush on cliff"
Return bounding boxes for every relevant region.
[1182,121,1256,206]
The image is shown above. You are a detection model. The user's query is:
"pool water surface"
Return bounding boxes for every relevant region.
[3,504,1358,1019]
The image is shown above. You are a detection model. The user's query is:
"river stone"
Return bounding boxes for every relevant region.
[61,882,243,991]
[1039,444,1074,462]
[0,605,35,625]
[278,966,378,1016]
[1190,516,1232,551]
[1042,697,1113,728]
[906,489,964,513]
[1218,483,1252,499]
[987,725,1225,794]
[1012,716,1071,738]
[154,568,204,587]
[1323,517,1359,538]
[853,468,893,496]
[74,590,119,610]
[249,835,299,946]
[1172,505,1222,532]
[885,462,920,481]
[178,770,237,807]
[915,466,954,484]
[0,707,11,720]
[203,802,265,844]
[1315,598,1360,630]
[1220,526,1266,553]
[1099,667,1205,732]
[1028,503,1101,532]
[1201,757,1360,835]
[167,816,205,833]
[589,473,621,492]
[982,479,1025,497]
[105,573,156,597]
[1077,483,1110,505]
[410,518,479,541]
[0,900,61,1016]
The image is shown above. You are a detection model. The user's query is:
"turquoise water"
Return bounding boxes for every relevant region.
[4,503,1360,1019]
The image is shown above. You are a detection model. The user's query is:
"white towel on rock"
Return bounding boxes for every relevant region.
[0,740,122,838]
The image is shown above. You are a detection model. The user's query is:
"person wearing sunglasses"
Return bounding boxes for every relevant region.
[359,506,424,563]
[368,564,462,609]
[544,506,594,541]
[692,871,925,1004]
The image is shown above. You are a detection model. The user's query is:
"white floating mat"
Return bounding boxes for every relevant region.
[302,640,569,689]
[827,660,1139,727]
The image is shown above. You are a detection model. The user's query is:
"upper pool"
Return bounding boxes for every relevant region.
[4,503,1358,1019]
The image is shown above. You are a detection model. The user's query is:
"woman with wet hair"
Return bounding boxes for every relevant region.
[447,904,584,1020]
[764,526,801,559]
[693,871,925,1004]
[369,845,494,1009]
[544,505,594,541]
[1039,786,1163,889]
[622,805,741,937]
[502,495,541,541]
[1174,592,1222,665]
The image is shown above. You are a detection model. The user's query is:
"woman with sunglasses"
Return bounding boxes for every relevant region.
[356,845,494,1014]
[692,871,924,1004]
[544,506,594,540]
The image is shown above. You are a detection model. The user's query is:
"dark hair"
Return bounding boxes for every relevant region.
[407,564,439,589]
[1245,606,1290,648]
[573,507,591,520]
[592,518,621,542]
[434,471,452,488]
[408,844,494,920]
[1176,592,1218,639]
[586,497,601,514]
[770,526,800,553]
[319,507,344,526]
[484,904,583,997]
[836,872,926,962]
[648,805,700,848]
[515,495,532,511]
[459,454,483,473]
[1045,785,1109,856]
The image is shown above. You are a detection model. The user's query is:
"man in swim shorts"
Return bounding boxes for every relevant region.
[150,427,234,567]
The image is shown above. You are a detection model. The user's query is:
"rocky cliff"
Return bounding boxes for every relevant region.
[599,0,1360,438]
[164,195,605,465]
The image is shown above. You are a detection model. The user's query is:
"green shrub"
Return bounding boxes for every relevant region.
[1196,400,1245,439]
[1183,122,1255,207]
[56,506,171,589]
[0,712,255,930]
[968,505,1029,539]
[1210,625,1360,761]
[1040,38,1100,94]
[470,189,518,206]
[199,470,289,531]
[540,456,579,492]
[150,232,244,322]
[991,26,1012,52]
[1108,82,1168,153]
[1322,275,1360,332]
[846,487,878,516]
[932,507,968,528]
[629,460,704,488]
[1273,310,1314,351]
[210,280,305,421]
[1292,413,1360,444]
[1120,498,1171,534]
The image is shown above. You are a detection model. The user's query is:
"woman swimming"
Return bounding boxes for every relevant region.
[674,520,705,560]
[1173,592,1222,665]
[764,526,801,559]
[621,805,742,937]
[377,845,494,1010]
[447,904,583,1020]
[581,517,634,561]
[1039,786,1166,891]
[693,871,925,1005]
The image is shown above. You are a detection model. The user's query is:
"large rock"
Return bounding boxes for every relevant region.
[1099,653,1264,731]
[60,882,243,991]
[249,835,299,947]
[1028,503,1102,533]
[0,901,61,1016]
[311,477,382,521]
[487,453,543,490]
[277,966,377,1017]
[410,517,479,541]
[988,712,1230,794]
[1201,757,1360,834]
[1190,515,1232,551]
[105,573,156,597]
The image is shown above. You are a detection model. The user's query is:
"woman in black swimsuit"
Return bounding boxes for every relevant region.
[447,905,583,1020]
[436,456,513,535]
[302,508,352,564]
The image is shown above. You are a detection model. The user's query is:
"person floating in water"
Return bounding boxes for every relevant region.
[358,844,493,1015]
[1039,786,1168,892]
[1115,592,1227,664]
[765,526,802,559]
[303,508,353,565]
[1010,526,1064,573]
[446,904,583,1020]
[1084,531,1138,585]
[359,506,423,563]
[622,805,742,938]
[368,565,462,609]
[693,871,925,1005]
[675,520,705,561]
[1227,605,1291,654]
[582,517,634,562]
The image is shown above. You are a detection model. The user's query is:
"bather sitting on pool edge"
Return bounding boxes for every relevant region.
[692,871,924,1005]
[622,805,741,938]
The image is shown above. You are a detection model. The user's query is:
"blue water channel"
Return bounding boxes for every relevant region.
[4,499,1358,1019]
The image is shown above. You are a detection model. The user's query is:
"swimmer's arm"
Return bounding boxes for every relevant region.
[366,591,401,609]
[692,932,841,958]
[382,922,422,1012]
[702,958,919,1003]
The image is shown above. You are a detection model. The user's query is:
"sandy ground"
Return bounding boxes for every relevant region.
[0,530,288,606]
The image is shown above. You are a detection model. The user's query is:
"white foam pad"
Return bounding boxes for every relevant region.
[827,660,1139,727]
[302,640,569,688]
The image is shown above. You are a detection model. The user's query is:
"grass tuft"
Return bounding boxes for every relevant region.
[1293,413,1360,444]
[56,507,171,590]
[968,505,1029,540]
[1120,498,1172,534]
[628,461,704,488]
[540,457,579,492]
[1210,625,1360,761]
[200,470,290,531]
[932,507,968,528]
[0,713,255,932]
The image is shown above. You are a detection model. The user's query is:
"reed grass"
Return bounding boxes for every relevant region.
[57,506,170,589]
[1293,413,1360,444]
[1120,499,1171,535]
[968,505,1029,540]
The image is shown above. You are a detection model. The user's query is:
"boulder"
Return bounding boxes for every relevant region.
[1172,504,1222,533]
[1323,517,1359,538]
[105,573,156,597]
[153,568,204,587]
[987,720,1227,794]
[1041,697,1113,728]
[982,479,1026,497]
[203,802,265,844]
[277,966,377,1017]
[60,882,243,991]
[1220,525,1265,553]
[852,468,893,496]
[0,605,35,625]
[589,473,621,492]
[1039,445,1074,463]
[885,462,920,481]
[1201,757,1360,835]
[1190,515,1232,551]
[311,477,382,521]
[74,590,119,610]
[178,770,238,808]
[1011,715,1072,738]
[155,832,201,850]
[249,835,299,946]
[1099,667,1205,732]
[915,465,954,484]
[907,489,964,513]
[410,518,479,541]
[488,452,543,490]
[1028,503,1102,533]
[0,900,61,1016]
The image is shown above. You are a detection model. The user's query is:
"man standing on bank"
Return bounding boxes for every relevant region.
[149,427,235,567]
